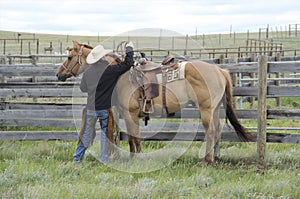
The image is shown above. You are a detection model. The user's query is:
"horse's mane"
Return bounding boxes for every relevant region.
[82,44,93,49]
[107,52,122,64]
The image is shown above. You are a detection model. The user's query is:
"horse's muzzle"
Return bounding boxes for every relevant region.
[56,73,67,82]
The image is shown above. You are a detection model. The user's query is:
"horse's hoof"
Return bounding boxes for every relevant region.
[137,152,145,160]
[201,159,211,166]
[214,157,220,164]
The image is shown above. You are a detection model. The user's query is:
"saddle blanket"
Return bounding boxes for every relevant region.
[156,61,187,84]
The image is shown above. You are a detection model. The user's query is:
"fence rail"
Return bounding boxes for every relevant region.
[0,58,300,143]
[1,49,300,65]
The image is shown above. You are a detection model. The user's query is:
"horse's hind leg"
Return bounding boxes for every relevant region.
[213,106,222,162]
[200,108,215,164]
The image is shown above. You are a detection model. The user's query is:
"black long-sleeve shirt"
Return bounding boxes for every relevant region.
[94,47,134,110]
[80,61,106,111]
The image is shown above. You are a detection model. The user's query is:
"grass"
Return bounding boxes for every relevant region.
[0,140,299,198]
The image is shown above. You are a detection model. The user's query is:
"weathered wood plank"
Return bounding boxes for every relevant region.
[121,132,300,143]
[267,110,300,120]
[267,86,300,97]
[0,131,78,140]
[5,77,77,83]
[1,86,299,98]
[217,62,258,73]
[1,103,84,110]
[0,65,57,76]
[0,119,79,127]
[1,108,299,120]
[233,87,258,96]
[1,83,77,88]
[0,109,82,119]
[268,61,300,73]
[0,61,299,77]
[0,86,256,97]
[281,56,300,62]
[1,131,299,143]
[0,88,86,97]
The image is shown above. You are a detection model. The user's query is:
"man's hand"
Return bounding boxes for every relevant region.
[126,41,134,49]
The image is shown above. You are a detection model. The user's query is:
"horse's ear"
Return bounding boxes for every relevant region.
[72,40,77,45]
[72,40,80,51]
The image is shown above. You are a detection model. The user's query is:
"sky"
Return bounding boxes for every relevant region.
[0,0,299,36]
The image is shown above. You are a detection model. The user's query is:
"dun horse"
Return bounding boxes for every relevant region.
[56,40,252,164]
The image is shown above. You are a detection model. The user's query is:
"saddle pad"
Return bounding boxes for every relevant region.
[156,61,187,84]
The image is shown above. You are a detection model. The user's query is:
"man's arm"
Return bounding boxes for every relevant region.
[107,42,134,74]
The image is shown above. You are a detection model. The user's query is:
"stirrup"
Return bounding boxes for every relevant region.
[142,99,154,114]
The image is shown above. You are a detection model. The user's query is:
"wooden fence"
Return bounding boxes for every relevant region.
[1,48,300,65]
[0,58,300,144]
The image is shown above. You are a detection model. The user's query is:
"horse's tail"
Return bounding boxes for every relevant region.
[220,69,253,142]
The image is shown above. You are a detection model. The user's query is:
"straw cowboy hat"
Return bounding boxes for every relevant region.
[86,44,112,64]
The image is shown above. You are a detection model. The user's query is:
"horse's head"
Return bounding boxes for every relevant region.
[56,40,93,81]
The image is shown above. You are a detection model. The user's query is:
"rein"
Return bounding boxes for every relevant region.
[61,45,84,77]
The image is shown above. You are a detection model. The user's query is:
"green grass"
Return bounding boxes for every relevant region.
[0,140,299,198]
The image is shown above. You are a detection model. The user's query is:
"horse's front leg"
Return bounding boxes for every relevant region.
[123,110,140,159]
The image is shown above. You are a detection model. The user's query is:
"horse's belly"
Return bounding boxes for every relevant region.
[152,79,191,114]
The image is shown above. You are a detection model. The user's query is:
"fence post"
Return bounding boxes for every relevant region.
[36,39,39,54]
[184,34,188,56]
[219,54,225,64]
[172,36,175,50]
[275,52,282,106]
[257,55,268,169]
[20,40,23,63]
[3,39,6,55]
[232,73,238,108]
[249,53,257,108]
[28,42,31,55]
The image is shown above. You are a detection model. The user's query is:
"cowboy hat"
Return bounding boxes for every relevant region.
[86,44,113,64]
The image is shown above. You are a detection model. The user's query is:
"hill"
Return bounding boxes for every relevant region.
[0,28,299,59]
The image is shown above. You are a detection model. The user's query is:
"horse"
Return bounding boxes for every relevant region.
[56,40,252,164]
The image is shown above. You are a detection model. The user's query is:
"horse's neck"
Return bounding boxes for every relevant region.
[82,47,92,57]
[77,50,91,75]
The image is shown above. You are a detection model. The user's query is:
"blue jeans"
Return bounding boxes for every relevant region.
[73,109,110,164]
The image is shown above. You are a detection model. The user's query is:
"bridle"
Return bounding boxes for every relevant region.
[60,45,84,77]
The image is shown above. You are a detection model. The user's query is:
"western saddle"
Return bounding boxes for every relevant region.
[130,56,178,124]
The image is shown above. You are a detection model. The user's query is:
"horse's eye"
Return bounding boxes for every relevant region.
[68,56,72,61]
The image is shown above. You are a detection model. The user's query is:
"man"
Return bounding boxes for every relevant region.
[74,42,134,164]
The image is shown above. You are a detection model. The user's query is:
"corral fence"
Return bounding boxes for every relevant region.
[1,55,300,145]
[2,47,300,66]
